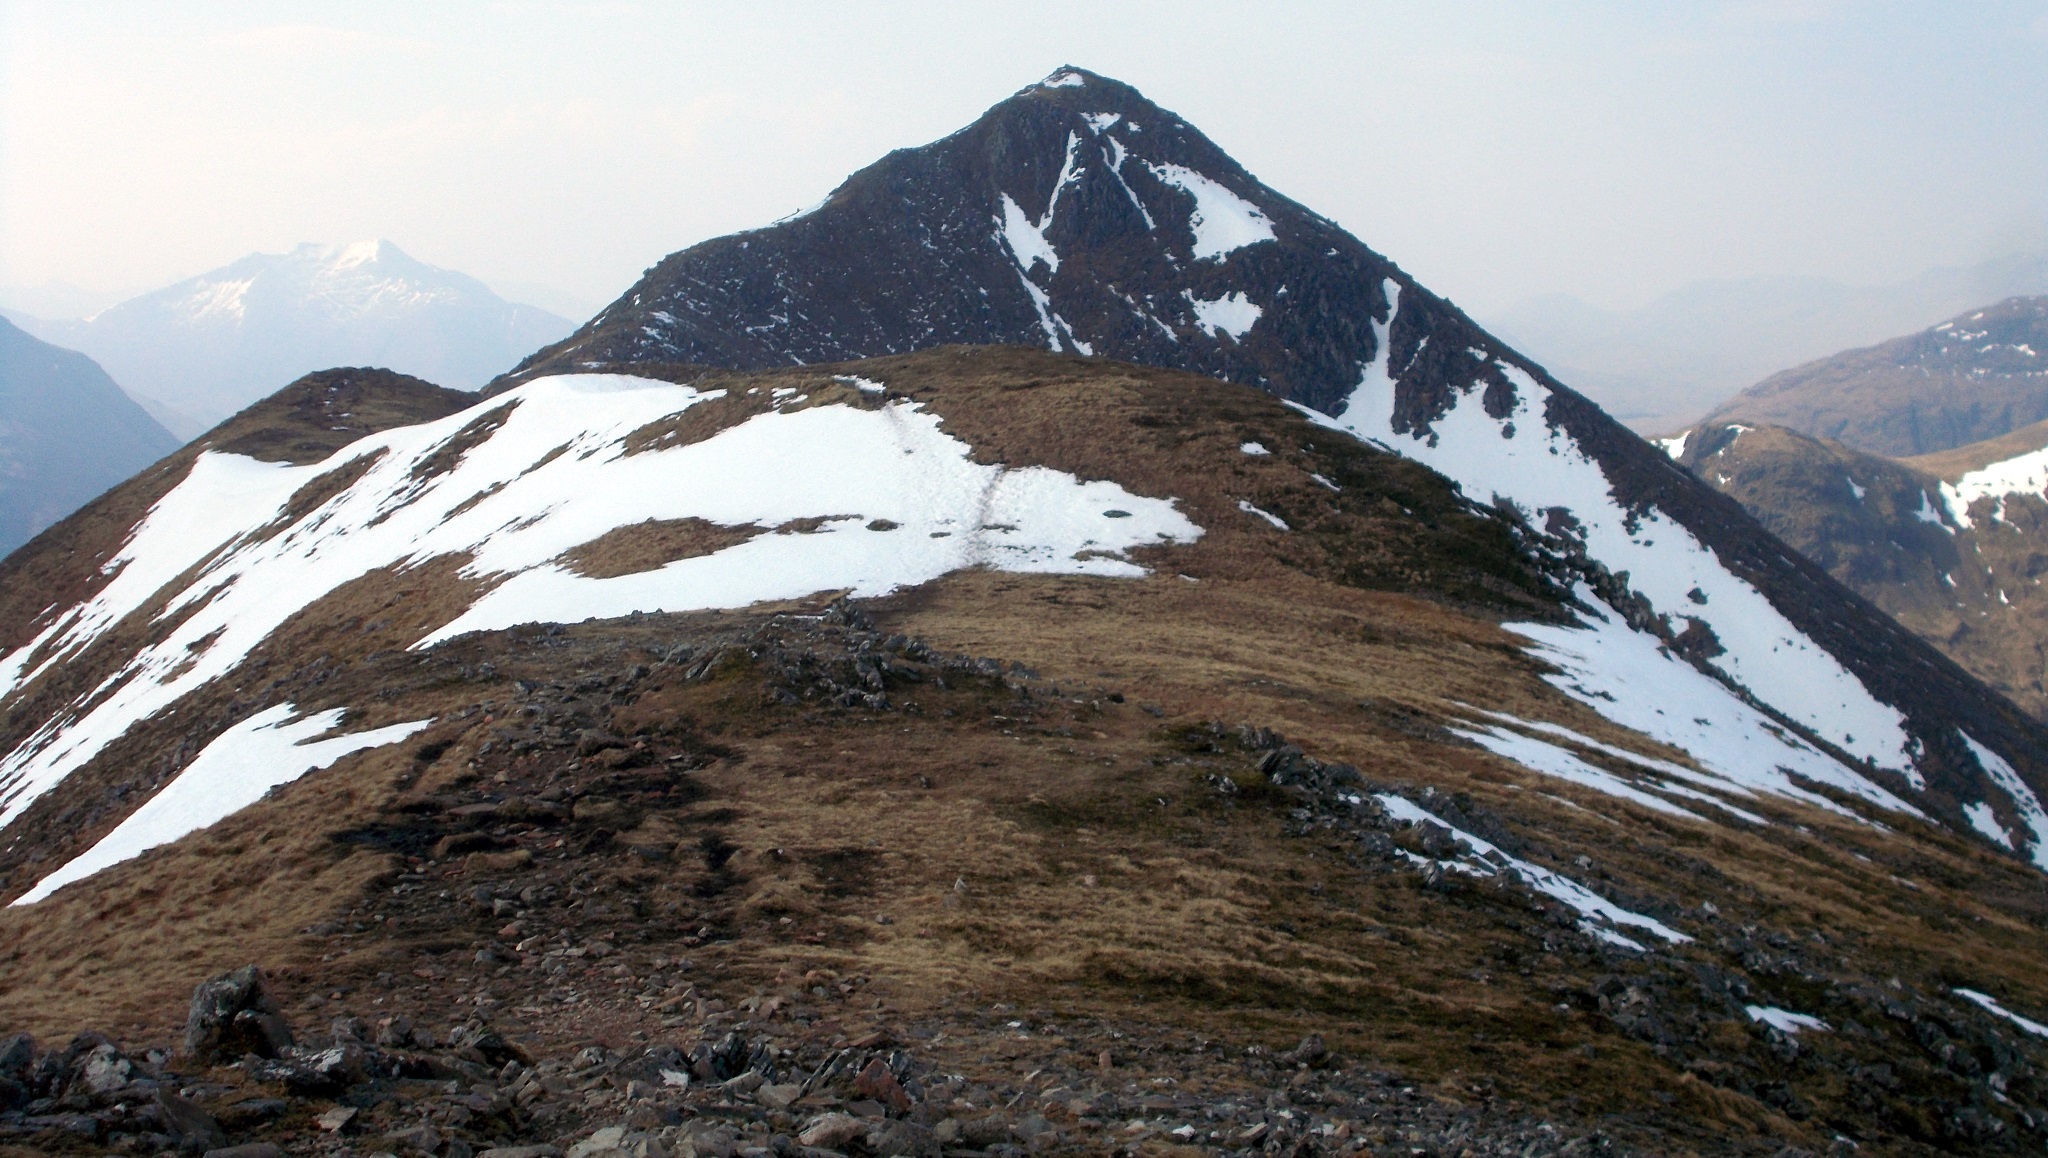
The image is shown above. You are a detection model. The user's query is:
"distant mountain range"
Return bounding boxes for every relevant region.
[1701,296,2048,456]
[1662,296,2048,718]
[0,317,178,557]
[1487,253,2048,430]
[11,241,573,438]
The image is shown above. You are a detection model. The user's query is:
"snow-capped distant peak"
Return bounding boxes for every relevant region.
[25,240,575,435]
[329,239,391,269]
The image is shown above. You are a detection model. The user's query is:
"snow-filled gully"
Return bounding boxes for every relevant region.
[0,374,1202,900]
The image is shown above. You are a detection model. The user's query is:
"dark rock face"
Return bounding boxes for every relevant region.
[504,67,2047,846]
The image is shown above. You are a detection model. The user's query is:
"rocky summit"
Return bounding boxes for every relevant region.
[0,70,2045,1158]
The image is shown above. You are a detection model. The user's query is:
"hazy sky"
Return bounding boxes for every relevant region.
[3,1,2045,320]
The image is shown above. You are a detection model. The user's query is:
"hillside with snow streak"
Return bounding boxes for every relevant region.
[0,372,1200,867]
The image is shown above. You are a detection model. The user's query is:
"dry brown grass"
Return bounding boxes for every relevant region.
[560,519,765,579]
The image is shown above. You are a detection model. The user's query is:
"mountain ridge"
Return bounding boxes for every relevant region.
[1699,295,2048,457]
[1664,408,2048,723]
[3,347,2046,1153]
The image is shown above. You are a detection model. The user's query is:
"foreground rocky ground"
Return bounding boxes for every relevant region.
[5,601,2046,1156]
[1,959,1627,1158]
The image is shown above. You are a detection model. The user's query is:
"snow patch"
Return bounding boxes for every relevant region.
[1654,431,1690,460]
[993,133,1091,353]
[1146,164,1276,260]
[1959,731,2048,868]
[1955,989,2048,1037]
[998,193,1060,276]
[833,375,886,395]
[1963,801,2015,849]
[1450,724,1704,820]
[1746,1006,1829,1034]
[1102,137,1156,231]
[1237,500,1288,530]
[1377,793,1690,949]
[1454,710,1771,825]
[773,195,832,224]
[13,705,432,905]
[187,277,256,321]
[1913,490,1953,532]
[1942,443,2048,529]
[1240,441,1271,457]
[1303,278,1919,781]
[1504,605,1924,818]
[1187,291,1262,340]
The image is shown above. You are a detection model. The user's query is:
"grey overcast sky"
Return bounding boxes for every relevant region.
[3,1,2045,320]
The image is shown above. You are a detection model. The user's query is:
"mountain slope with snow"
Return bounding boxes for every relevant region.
[1664,415,2048,728]
[23,241,572,437]
[0,317,179,557]
[508,67,2046,849]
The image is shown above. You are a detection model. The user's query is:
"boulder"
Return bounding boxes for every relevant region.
[566,1125,627,1158]
[75,1042,133,1096]
[1278,1032,1329,1068]
[184,965,291,1062]
[797,1112,866,1151]
[850,1057,912,1113]
[315,1104,358,1133]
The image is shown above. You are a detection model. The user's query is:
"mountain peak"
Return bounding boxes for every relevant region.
[1012,65,1149,107]
[509,67,1382,411]
[327,238,397,269]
